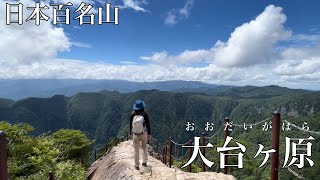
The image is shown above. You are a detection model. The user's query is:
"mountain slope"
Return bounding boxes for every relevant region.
[0,89,319,144]
[0,87,319,179]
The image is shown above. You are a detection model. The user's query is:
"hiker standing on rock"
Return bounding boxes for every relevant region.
[130,100,151,170]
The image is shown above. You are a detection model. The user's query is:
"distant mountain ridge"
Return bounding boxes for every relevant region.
[0,86,318,144]
[0,79,313,100]
[0,79,219,100]
[0,86,319,179]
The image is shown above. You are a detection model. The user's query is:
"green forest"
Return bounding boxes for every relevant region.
[0,122,93,179]
[0,85,319,179]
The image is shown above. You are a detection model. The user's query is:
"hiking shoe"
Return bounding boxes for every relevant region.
[142,163,147,167]
[134,166,139,170]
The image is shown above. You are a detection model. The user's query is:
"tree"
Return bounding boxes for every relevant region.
[0,122,89,179]
[51,129,94,163]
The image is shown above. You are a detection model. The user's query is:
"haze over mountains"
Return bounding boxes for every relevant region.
[0,79,220,100]
[0,80,319,179]
[0,79,314,100]
[0,84,318,143]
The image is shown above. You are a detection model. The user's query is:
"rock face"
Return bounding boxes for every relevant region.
[88,140,236,180]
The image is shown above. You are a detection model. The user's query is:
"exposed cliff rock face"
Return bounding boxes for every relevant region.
[88,140,236,180]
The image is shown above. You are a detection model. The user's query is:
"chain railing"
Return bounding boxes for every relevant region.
[1,113,319,180]
[282,119,320,135]
[232,117,272,127]
[90,134,129,163]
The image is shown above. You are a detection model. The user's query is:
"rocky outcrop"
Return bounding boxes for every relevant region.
[88,140,236,180]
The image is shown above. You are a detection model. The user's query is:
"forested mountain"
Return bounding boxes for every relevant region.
[175,85,308,99]
[0,86,318,143]
[0,86,319,179]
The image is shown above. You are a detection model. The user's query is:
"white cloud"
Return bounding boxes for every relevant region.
[274,58,320,77]
[309,25,320,33]
[0,0,71,65]
[213,5,291,67]
[272,35,320,84]
[164,10,177,25]
[72,41,92,48]
[164,0,194,26]
[179,0,194,18]
[1,3,320,90]
[137,5,320,89]
[0,58,260,82]
[153,5,291,66]
[140,49,214,65]
[119,0,148,12]
[0,0,100,66]
[279,34,320,60]
[290,34,320,43]
[2,59,318,89]
[281,46,320,60]
[120,61,138,65]
[309,27,318,32]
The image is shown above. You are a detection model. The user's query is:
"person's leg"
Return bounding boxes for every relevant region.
[141,132,148,166]
[133,134,140,169]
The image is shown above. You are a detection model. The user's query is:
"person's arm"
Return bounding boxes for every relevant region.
[129,113,134,135]
[144,113,151,135]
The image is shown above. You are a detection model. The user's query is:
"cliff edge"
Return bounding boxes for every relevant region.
[87,140,236,180]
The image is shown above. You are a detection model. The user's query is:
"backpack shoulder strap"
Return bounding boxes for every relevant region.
[136,112,145,125]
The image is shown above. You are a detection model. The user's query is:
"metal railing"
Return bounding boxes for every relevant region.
[90,134,129,163]
[0,131,8,180]
[1,112,319,180]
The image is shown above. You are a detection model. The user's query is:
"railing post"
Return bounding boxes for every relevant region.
[94,149,97,161]
[164,143,167,165]
[188,140,192,172]
[271,112,281,180]
[162,145,164,163]
[169,137,172,168]
[201,132,206,172]
[49,171,54,180]
[0,131,8,180]
[223,117,230,174]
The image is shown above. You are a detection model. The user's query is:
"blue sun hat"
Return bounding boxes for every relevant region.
[133,100,145,110]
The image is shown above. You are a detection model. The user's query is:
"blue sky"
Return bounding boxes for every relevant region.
[59,0,320,64]
[1,0,320,89]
